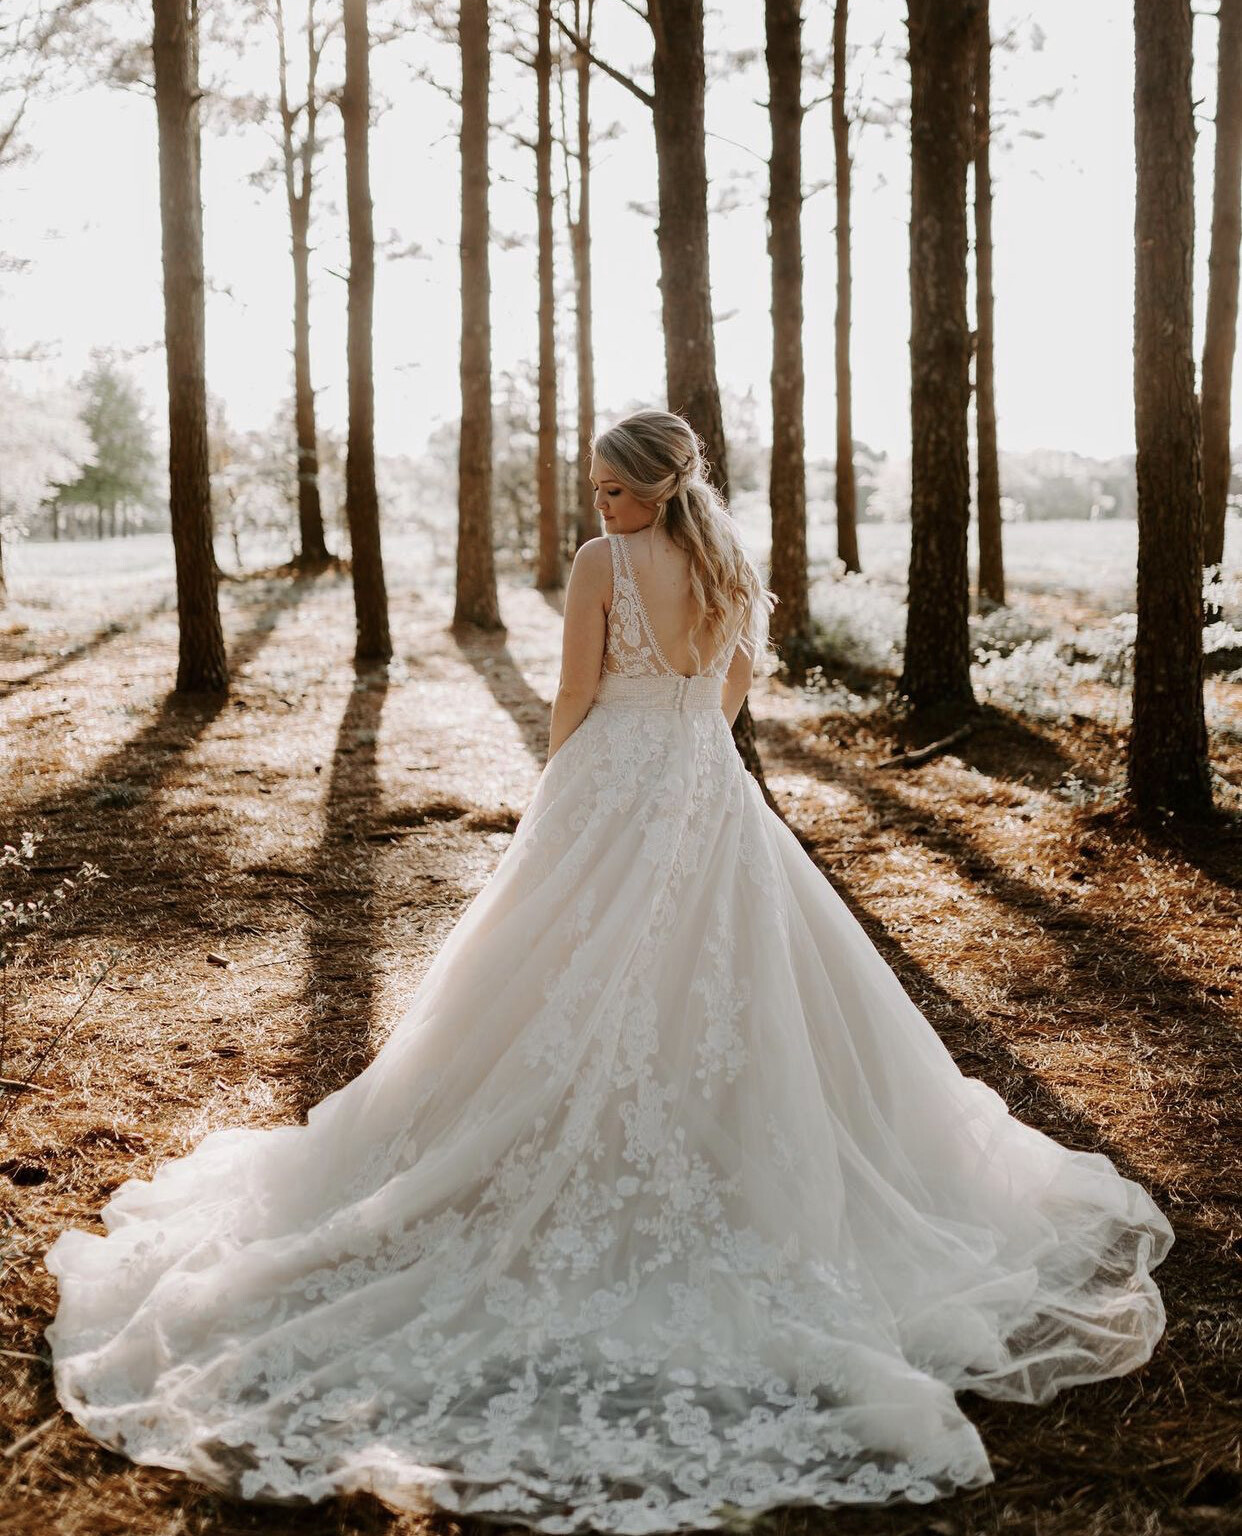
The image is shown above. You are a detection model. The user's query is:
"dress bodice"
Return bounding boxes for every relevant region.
[600,531,739,705]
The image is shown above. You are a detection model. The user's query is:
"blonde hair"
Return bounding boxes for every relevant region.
[591,409,777,674]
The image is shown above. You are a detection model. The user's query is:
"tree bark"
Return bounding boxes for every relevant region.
[1129,0,1212,817]
[832,0,860,575]
[341,0,390,660]
[972,0,1004,609]
[276,0,329,566]
[535,0,561,590]
[563,0,767,792]
[766,0,811,663]
[648,0,729,497]
[456,0,502,629]
[1201,0,1242,585]
[572,0,597,554]
[650,0,773,788]
[648,0,781,787]
[152,0,227,694]
[900,0,978,711]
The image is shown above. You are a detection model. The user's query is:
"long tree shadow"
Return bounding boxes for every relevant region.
[451,622,551,765]
[1114,803,1242,896]
[812,691,1084,794]
[0,594,179,703]
[290,660,391,1116]
[942,702,1082,791]
[5,576,323,948]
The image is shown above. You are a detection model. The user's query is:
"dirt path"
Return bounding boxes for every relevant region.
[1,557,1239,1536]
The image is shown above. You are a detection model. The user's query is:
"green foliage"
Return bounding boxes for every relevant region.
[52,351,159,521]
[0,372,93,533]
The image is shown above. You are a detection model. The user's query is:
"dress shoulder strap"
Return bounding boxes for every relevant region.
[607,531,624,595]
[614,533,679,676]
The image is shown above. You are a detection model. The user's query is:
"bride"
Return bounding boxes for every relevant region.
[44,409,1173,1534]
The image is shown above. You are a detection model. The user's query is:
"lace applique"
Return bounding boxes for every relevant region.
[603,534,665,678]
[603,533,739,682]
[692,892,751,1098]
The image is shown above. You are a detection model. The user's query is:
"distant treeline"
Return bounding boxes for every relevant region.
[27,434,1241,544]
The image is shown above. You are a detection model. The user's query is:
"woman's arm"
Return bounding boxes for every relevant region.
[721,636,755,730]
[547,538,610,762]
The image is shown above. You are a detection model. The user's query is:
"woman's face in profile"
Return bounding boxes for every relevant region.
[589,455,657,534]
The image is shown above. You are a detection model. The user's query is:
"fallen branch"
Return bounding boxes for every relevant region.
[0,1075,54,1095]
[877,723,975,769]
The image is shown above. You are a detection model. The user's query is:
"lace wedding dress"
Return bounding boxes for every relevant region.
[45,531,1173,1533]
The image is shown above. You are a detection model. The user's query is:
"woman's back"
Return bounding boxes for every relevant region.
[603,526,739,680]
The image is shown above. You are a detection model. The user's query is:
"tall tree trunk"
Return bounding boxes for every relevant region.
[832,0,860,575]
[152,0,227,694]
[1129,0,1212,817]
[1201,0,1242,588]
[648,0,729,497]
[535,0,561,589]
[901,0,977,711]
[341,0,390,660]
[560,0,769,797]
[648,0,774,792]
[572,0,596,553]
[456,0,502,629]
[277,0,329,566]
[766,0,810,664]
[973,0,1004,610]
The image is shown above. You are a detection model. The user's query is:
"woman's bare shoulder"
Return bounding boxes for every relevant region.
[571,536,613,577]
[569,537,614,606]
[575,534,612,560]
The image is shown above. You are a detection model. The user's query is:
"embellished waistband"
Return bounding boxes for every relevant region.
[593,672,724,712]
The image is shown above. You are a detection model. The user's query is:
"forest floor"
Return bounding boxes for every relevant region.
[1,532,1240,1536]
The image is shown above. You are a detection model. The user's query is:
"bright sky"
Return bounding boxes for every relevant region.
[0,0,1234,465]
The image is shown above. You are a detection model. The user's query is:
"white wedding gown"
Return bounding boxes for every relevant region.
[45,530,1173,1533]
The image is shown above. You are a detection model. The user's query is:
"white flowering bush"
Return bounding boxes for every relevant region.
[1049,770,1125,809]
[802,550,1240,739]
[796,664,887,716]
[0,831,108,963]
[970,637,1091,721]
[969,604,1052,658]
[807,561,905,673]
[1204,561,1242,621]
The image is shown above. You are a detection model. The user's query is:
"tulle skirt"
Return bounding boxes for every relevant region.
[43,678,1174,1533]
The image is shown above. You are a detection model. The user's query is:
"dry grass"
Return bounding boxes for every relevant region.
[0,551,1239,1536]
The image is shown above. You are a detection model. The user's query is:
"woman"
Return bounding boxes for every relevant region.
[44,409,1173,1534]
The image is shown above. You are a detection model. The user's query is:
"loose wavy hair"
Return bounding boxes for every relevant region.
[591,409,777,675]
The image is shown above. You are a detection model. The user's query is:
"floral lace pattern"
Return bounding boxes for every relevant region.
[603,532,739,682]
[44,600,1174,1532]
